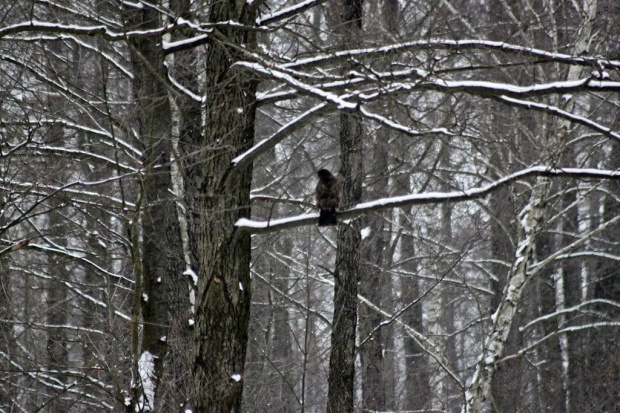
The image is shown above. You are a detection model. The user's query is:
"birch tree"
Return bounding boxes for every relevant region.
[1,1,620,412]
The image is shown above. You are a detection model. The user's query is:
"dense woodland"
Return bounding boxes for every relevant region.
[1,0,619,412]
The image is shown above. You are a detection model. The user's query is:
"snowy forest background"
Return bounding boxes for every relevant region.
[1,0,619,412]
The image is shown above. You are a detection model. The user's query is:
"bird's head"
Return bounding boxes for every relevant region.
[317,169,333,181]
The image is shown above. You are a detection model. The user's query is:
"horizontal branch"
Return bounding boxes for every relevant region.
[257,0,329,26]
[236,166,620,234]
[4,13,261,41]
[497,95,620,142]
[283,38,620,70]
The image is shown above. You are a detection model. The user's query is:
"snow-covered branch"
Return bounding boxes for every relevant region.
[257,0,329,26]
[232,103,330,170]
[497,95,620,142]
[236,167,620,234]
[0,18,213,42]
[283,38,620,70]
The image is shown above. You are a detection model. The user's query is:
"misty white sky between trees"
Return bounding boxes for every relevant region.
[0,0,619,412]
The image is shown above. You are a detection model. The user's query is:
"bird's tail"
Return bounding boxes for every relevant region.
[318,209,337,226]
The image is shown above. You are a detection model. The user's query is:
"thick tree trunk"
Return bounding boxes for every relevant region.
[327,108,363,413]
[326,2,364,412]
[45,48,70,409]
[128,4,186,410]
[271,238,295,411]
[438,147,459,411]
[188,2,258,411]
[162,0,200,408]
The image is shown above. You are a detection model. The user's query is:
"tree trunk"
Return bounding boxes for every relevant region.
[327,109,364,413]
[127,3,186,410]
[358,137,387,411]
[188,2,258,411]
[326,2,364,412]
[399,206,431,410]
[44,38,70,409]
[466,177,549,412]
[488,147,522,412]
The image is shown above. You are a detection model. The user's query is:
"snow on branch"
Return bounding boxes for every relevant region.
[498,95,620,142]
[0,17,214,43]
[520,299,620,332]
[257,0,328,26]
[232,103,329,170]
[234,61,357,109]
[499,322,620,366]
[235,166,620,234]
[419,77,620,97]
[283,38,620,70]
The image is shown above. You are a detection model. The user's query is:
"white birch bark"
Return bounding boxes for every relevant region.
[465,177,549,412]
[465,1,599,411]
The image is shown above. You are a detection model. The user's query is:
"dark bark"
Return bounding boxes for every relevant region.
[327,4,364,410]
[156,1,199,408]
[327,109,363,413]
[358,138,387,411]
[535,230,565,411]
[399,208,431,410]
[271,238,296,411]
[188,2,258,411]
[587,142,620,412]
[44,37,70,408]
[438,148,460,411]
[0,254,10,410]
[128,3,186,410]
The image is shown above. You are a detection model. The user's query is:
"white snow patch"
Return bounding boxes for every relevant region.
[231,373,242,382]
[156,277,162,283]
[236,213,316,229]
[239,282,244,291]
[484,356,496,364]
[142,293,149,302]
[236,107,243,114]
[136,351,157,411]
[163,34,209,52]
[360,227,371,240]
[188,318,195,327]
[183,267,198,286]
[160,336,167,342]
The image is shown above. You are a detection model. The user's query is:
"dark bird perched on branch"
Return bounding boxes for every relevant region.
[315,169,342,226]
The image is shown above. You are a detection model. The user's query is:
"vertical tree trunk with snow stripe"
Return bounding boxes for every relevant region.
[127,3,186,410]
[548,3,598,410]
[465,177,549,413]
